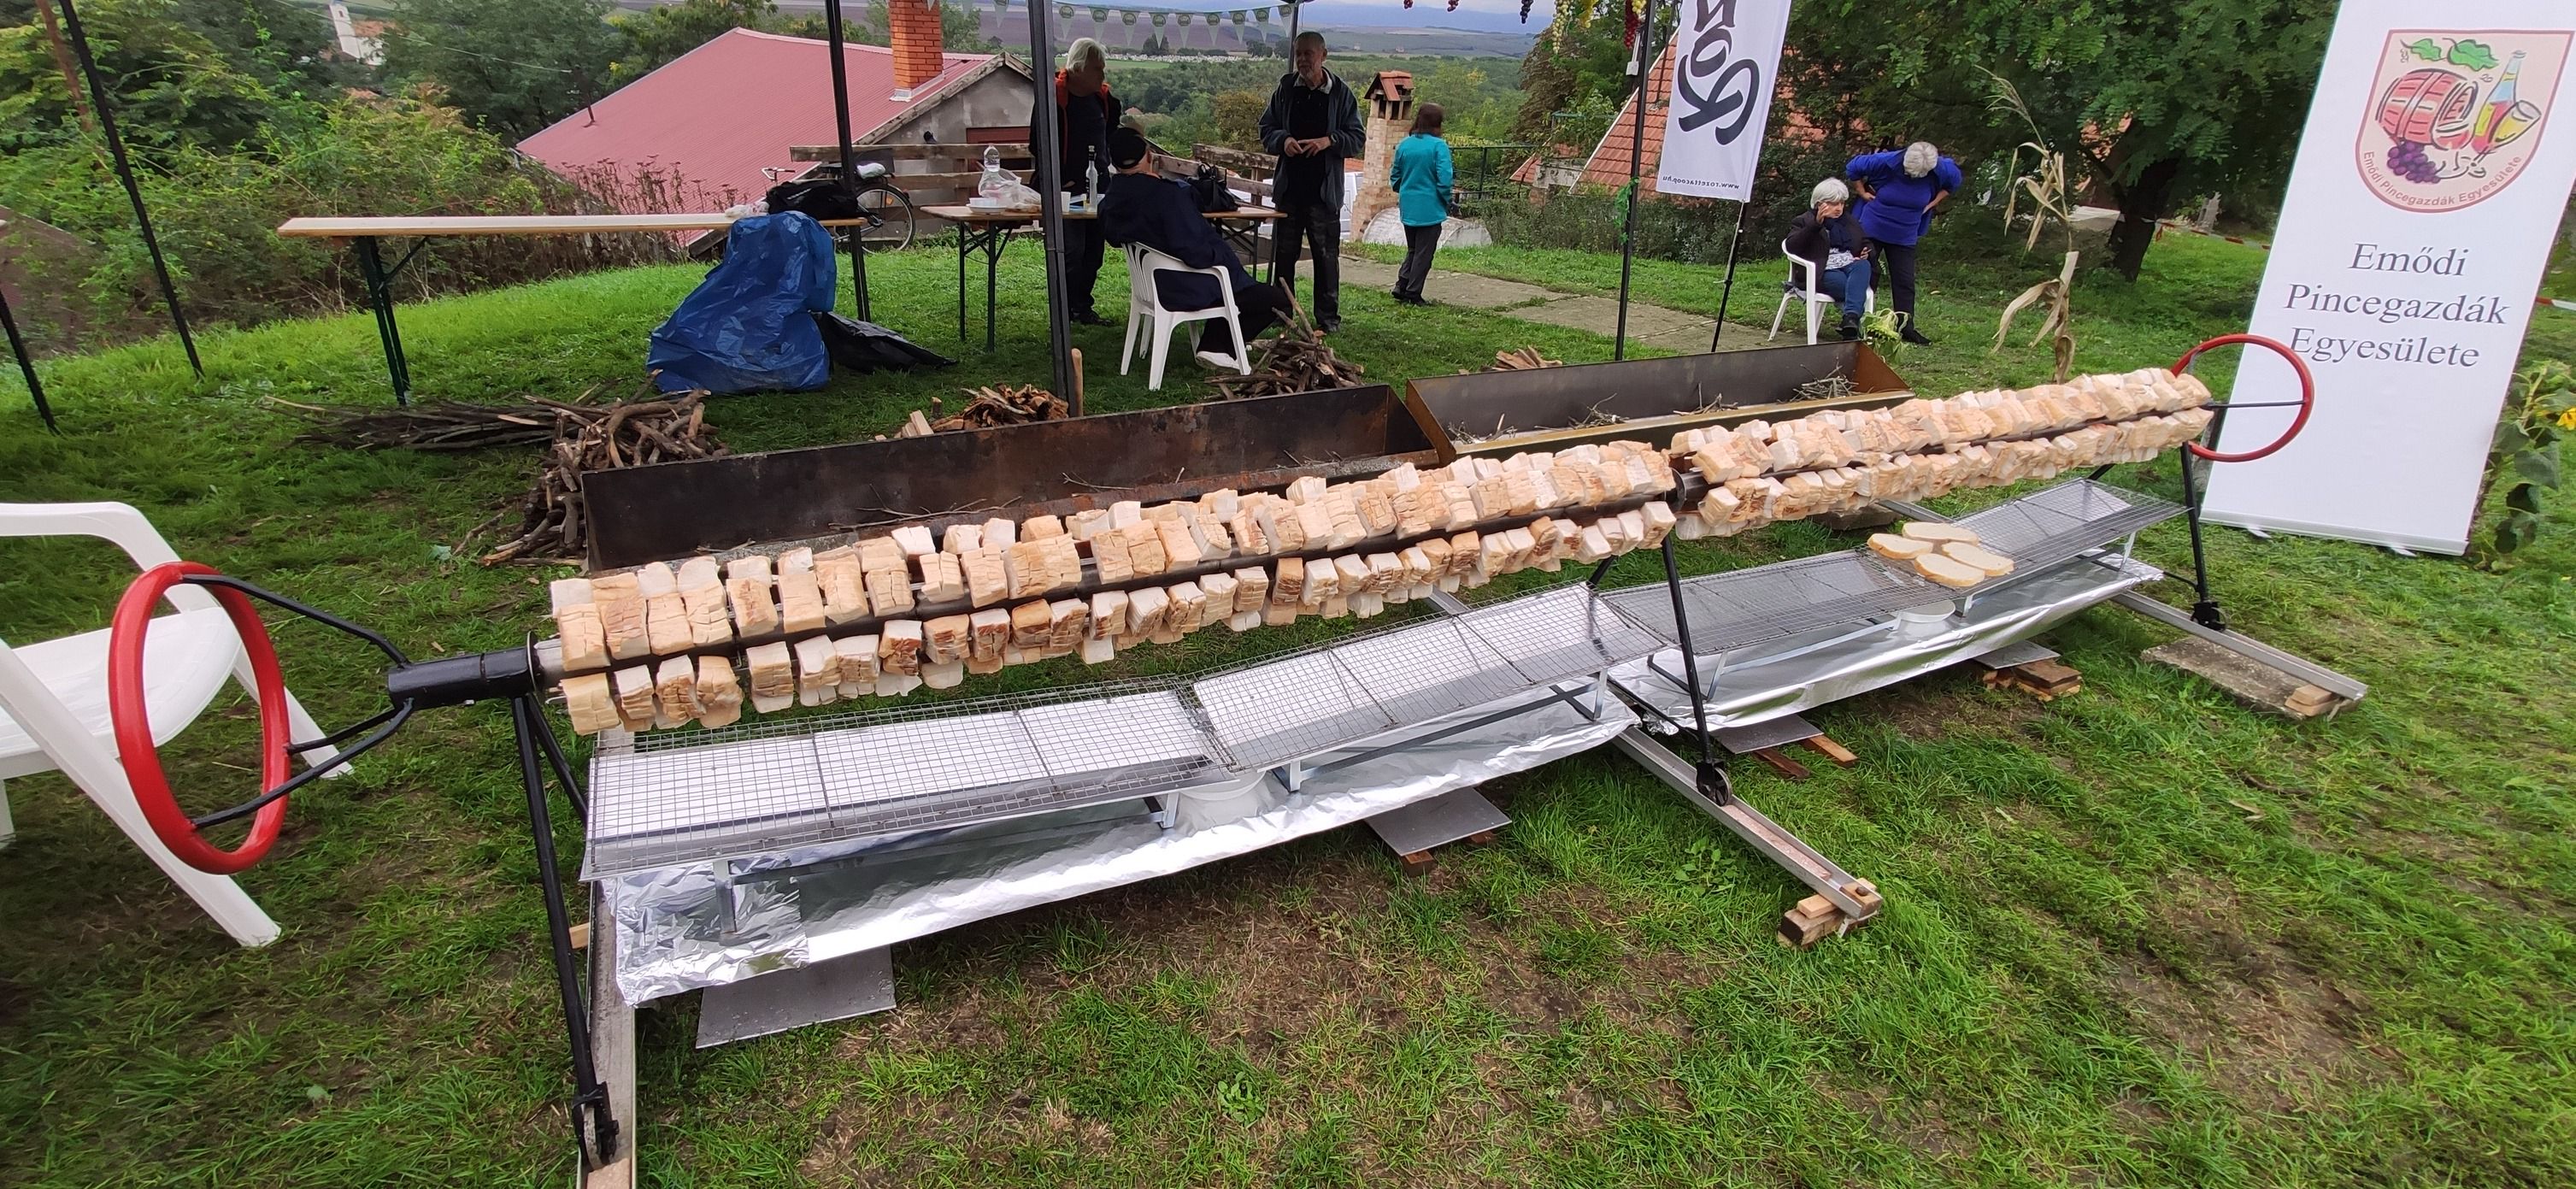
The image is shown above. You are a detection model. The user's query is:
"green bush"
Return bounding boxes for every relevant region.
[0,99,676,345]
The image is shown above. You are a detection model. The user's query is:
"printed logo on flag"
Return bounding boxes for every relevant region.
[2358,30,2567,212]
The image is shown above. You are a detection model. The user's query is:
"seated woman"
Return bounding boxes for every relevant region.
[1096,127,1289,366]
[1784,178,1873,341]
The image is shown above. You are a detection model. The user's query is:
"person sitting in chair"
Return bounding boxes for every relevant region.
[1097,126,1290,368]
[1785,178,1873,341]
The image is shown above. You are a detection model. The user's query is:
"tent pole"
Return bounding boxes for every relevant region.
[1028,0,1073,400]
[1611,0,1656,362]
[823,0,871,320]
[56,0,200,379]
[1709,200,1744,351]
[0,282,56,433]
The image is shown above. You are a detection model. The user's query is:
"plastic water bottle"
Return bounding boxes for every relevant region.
[979,146,1009,203]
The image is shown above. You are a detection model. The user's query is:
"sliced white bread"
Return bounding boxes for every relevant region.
[1914,552,1985,589]
[1867,533,1934,561]
[1899,521,1981,544]
[1939,542,2015,577]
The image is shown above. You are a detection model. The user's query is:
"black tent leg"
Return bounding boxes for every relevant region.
[2177,453,2224,631]
[352,237,412,406]
[0,283,55,432]
[1658,539,1732,805]
[510,695,615,1167]
[1610,0,1657,362]
[1711,203,1745,352]
[56,0,200,379]
[1027,0,1073,399]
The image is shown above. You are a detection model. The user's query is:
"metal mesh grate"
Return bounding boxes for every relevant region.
[1456,584,1664,686]
[1607,551,1940,655]
[1950,480,2183,577]
[1189,645,1392,772]
[1332,618,1532,729]
[586,736,838,875]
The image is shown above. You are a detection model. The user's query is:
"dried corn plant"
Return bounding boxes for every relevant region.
[1987,70,2080,381]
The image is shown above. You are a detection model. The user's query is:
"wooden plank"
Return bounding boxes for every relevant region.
[581,886,638,1189]
[277,213,872,238]
[1752,746,1812,780]
[1399,851,1436,878]
[920,204,1283,224]
[1801,735,1859,767]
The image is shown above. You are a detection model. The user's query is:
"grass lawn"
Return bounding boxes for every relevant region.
[2,234,2573,1187]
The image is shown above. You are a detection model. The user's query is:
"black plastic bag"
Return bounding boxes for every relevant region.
[814,312,955,374]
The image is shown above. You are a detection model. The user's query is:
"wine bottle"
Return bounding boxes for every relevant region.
[2472,52,2526,154]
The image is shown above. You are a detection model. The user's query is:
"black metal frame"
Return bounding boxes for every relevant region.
[56,0,200,379]
[1,280,53,432]
[168,574,618,1168]
[953,220,1016,352]
[351,237,429,407]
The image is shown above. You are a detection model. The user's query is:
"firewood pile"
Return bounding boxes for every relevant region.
[879,385,1068,440]
[1209,304,1364,399]
[1483,347,1562,372]
[485,391,726,564]
[285,398,573,451]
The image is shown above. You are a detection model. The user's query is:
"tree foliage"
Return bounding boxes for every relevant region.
[380,0,626,139]
[609,0,784,85]
[1787,0,2336,277]
[0,0,290,152]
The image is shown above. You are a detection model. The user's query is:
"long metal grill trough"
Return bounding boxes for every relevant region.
[582,584,1664,877]
[1948,480,2183,581]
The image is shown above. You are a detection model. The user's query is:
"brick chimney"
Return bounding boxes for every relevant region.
[1350,72,1415,240]
[888,0,944,98]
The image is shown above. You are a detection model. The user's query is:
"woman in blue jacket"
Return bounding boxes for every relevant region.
[1847,141,1961,344]
[1387,103,1456,306]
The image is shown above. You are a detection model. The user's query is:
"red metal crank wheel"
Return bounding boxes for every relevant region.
[2173,333,2314,463]
[108,561,294,874]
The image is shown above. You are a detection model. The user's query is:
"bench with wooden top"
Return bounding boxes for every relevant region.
[276,211,879,406]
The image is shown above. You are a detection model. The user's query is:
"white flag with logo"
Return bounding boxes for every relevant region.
[1655,0,1794,200]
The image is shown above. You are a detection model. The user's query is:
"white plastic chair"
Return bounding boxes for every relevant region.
[0,502,345,947]
[1120,244,1250,391]
[1768,238,1875,344]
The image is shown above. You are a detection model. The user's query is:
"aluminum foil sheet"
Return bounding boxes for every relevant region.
[606,686,1635,1003]
[1610,555,2162,731]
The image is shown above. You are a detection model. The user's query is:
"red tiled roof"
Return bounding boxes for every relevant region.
[518,29,995,221]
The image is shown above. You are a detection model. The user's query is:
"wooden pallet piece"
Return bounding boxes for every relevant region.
[1752,746,1813,780]
[2142,636,2350,721]
[1799,734,1859,766]
[1777,880,1885,950]
[1980,656,2084,702]
[1400,851,1437,878]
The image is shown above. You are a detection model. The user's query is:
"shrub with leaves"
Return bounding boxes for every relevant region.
[2479,362,2575,562]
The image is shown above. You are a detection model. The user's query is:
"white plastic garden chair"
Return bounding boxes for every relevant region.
[1120,244,1250,391]
[1768,238,1875,345]
[0,502,346,947]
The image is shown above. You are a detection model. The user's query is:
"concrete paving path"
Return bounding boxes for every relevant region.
[1337,254,1774,353]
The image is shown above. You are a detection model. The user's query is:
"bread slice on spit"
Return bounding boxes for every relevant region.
[1939,542,2015,577]
[1914,552,1985,589]
[1867,533,1933,561]
[1899,521,1981,544]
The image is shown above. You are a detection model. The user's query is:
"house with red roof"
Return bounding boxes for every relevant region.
[518,7,1034,245]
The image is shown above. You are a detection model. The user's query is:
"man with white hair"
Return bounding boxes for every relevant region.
[1257,32,1363,333]
[1784,178,1873,340]
[1027,37,1119,324]
[1846,140,1961,344]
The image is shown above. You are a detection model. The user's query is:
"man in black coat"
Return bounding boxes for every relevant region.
[1097,127,1289,365]
[1782,178,1875,340]
[1256,32,1364,333]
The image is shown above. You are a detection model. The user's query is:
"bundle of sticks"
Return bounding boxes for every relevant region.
[1209,303,1363,399]
[286,398,576,451]
[932,385,1067,432]
[485,392,726,563]
[550,367,2215,735]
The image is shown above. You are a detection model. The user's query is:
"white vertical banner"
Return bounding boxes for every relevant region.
[2203,0,2576,553]
[1654,0,1794,200]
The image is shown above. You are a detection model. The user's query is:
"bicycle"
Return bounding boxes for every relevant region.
[763,162,917,254]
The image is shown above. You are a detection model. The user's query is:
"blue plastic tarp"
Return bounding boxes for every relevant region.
[646,213,837,394]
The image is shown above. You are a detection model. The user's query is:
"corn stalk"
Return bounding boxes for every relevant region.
[1986,70,2080,381]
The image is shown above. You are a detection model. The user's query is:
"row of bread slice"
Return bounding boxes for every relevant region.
[1867,522,2016,589]
[550,444,1678,675]
[559,498,1681,735]
[1676,368,2213,483]
[1678,408,2213,539]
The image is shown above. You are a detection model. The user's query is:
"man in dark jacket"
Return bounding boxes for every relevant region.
[1026,38,1118,325]
[1097,127,1289,364]
[1256,32,1364,333]
[1783,178,1874,340]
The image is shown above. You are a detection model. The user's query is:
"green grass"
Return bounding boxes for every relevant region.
[2,235,2573,1186]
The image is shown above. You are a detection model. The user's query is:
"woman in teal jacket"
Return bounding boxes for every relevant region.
[1387,103,1456,305]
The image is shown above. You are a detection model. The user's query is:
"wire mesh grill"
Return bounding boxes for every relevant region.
[1188,646,1392,773]
[586,736,837,875]
[1607,551,1940,655]
[1950,480,2182,575]
[1455,584,1664,687]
